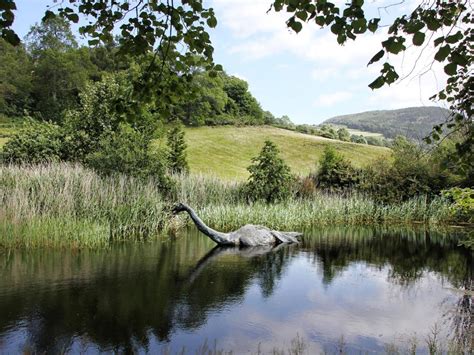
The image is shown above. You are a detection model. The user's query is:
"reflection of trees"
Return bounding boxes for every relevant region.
[302,226,473,288]
[302,225,473,352]
[0,231,292,353]
[0,226,471,353]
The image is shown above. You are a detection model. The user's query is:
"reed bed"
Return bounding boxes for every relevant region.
[190,195,452,232]
[0,163,455,248]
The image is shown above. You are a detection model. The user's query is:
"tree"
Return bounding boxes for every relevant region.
[351,135,367,144]
[25,16,77,55]
[166,122,189,174]
[246,140,293,203]
[25,18,96,121]
[0,0,220,114]
[315,146,358,191]
[0,39,32,116]
[223,75,264,124]
[271,0,472,163]
[337,127,350,142]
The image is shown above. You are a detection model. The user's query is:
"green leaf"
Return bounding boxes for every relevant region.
[451,52,468,66]
[369,76,385,90]
[382,37,405,54]
[290,21,303,33]
[426,17,441,31]
[367,49,384,66]
[445,31,463,44]
[68,13,79,23]
[352,18,367,34]
[296,11,308,22]
[368,18,380,33]
[206,17,217,28]
[315,16,325,26]
[433,36,444,47]
[2,28,20,45]
[444,62,457,76]
[434,45,450,62]
[42,10,56,22]
[412,31,425,46]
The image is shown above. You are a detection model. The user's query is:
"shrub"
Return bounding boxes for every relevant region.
[246,140,293,203]
[63,74,127,160]
[442,187,474,223]
[337,127,351,141]
[166,122,189,174]
[351,135,367,144]
[85,124,169,187]
[314,146,359,191]
[366,136,384,146]
[2,119,65,163]
[359,136,457,203]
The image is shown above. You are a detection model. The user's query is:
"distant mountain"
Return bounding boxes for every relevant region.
[323,106,451,140]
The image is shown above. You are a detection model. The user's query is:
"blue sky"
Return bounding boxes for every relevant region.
[12,0,448,124]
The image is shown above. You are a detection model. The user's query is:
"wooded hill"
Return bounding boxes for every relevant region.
[324,107,451,140]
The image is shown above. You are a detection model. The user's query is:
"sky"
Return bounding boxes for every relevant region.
[12,0,449,124]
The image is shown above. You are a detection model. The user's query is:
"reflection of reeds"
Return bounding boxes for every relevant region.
[1,163,455,248]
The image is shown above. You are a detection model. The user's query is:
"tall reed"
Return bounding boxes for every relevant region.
[0,163,455,248]
[1,163,169,248]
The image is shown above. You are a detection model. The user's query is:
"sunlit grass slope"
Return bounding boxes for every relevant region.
[184,126,390,180]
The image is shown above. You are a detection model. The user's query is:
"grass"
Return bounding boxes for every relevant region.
[0,163,456,249]
[0,163,169,248]
[1,121,389,178]
[165,126,390,180]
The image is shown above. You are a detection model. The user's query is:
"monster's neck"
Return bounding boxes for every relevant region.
[182,205,235,245]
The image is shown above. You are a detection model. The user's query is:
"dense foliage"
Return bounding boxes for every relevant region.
[272,0,473,162]
[309,135,472,207]
[0,16,275,128]
[166,122,189,174]
[2,120,65,163]
[246,140,293,203]
[314,146,359,191]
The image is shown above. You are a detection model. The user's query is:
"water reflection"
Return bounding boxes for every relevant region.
[0,226,472,353]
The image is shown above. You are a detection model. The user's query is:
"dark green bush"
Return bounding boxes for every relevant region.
[358,136,458,202]
[314,146,359,191]
[442,187,474,223]
[2,119,65,163]
[351,135,367,144]
[246,140,293,203]
[85,124,168,183]
[166,122,189,174]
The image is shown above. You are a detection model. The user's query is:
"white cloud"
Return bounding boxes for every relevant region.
[314,91,353,107]
[209,0,451,121]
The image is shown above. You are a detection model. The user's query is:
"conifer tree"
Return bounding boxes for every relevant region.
[166,122,189,174]
[246,140,292,203]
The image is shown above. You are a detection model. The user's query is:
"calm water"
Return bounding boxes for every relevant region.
[0,226,472,354]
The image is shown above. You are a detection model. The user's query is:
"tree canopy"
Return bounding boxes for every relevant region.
[270,0,472,164]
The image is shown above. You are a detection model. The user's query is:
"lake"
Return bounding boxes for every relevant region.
[0,226,472,354]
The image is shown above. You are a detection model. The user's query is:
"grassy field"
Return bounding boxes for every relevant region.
[180,126,390,180]
[1,122,390,179]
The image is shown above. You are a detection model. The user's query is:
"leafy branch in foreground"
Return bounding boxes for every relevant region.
[0,0,221,117]
[271,0,473,163]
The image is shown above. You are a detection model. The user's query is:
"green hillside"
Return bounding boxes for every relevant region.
[2,123,390,180]
[324,106,451,140]
[180,126,390,180]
